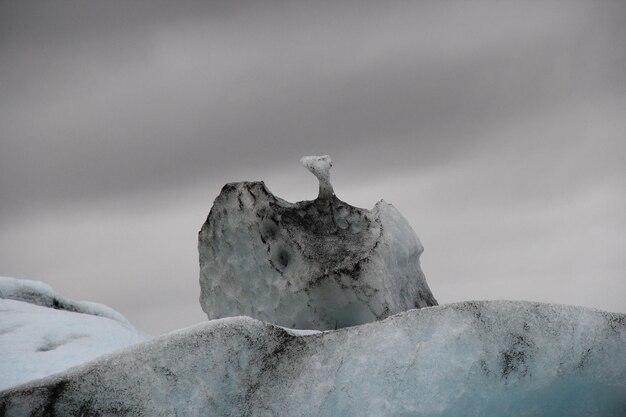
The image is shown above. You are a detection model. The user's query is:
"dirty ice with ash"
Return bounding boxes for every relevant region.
[199,155,437,330]
[1,156,625,416]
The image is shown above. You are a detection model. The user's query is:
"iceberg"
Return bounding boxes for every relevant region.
[1,301,624,416]
[199,155,437,330]
[0,277,148,390]
[2,155,623,415]
[0,276,133,325]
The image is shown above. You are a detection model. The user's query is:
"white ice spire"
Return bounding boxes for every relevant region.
[300,155,334,199]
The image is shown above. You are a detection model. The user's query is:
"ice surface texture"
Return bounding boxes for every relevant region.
[199,159,437,330]
[0,277,148,390]
[2,301,624,416]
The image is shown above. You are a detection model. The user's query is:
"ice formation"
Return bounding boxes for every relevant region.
[198,155,437,330]
[0,277,148,390]
[300,155,334,198]
[0,276,131,325]
[2,301,624,416]
[4,157,623,416]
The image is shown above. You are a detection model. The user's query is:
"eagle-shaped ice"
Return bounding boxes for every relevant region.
[198,155,437,330]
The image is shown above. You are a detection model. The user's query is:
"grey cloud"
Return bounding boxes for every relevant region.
[3,1,624,218]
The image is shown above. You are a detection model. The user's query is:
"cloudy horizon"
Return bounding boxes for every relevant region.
[1,0,625,335]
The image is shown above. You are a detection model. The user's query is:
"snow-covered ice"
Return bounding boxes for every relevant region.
[198,156,437,330]
[0,277,148,390]
[0,276,131,325]
[2,301,624,416]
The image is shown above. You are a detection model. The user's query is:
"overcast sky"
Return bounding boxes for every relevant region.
[1,0,625,335]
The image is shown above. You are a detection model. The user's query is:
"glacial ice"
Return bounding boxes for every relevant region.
[0,276,132,325]
[300,154,334,198]
[2,301,624,416]
[3,156,624,416]
[0,277,148,390]
[199,156,437,330]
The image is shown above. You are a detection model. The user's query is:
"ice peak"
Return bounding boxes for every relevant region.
[300,155,334,199]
